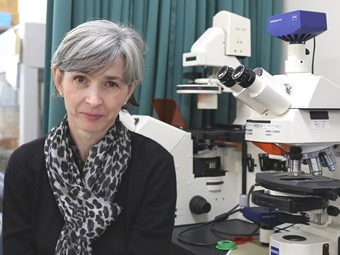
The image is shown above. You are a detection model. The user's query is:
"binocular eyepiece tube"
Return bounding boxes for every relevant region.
[217,65,291,116]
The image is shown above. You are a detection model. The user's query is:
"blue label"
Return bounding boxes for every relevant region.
[271,246,279,255]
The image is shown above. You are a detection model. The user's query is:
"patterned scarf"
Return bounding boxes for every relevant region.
[44,116,131,254]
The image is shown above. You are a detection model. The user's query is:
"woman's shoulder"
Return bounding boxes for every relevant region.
[127,131,176,185]
[129,131,171,156]
[5,136,47,183]
[8,136,46,164]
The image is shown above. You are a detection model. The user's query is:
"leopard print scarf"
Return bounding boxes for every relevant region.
[44,116,131,254]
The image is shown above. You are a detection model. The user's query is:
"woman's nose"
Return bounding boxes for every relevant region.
[85,87,103,107]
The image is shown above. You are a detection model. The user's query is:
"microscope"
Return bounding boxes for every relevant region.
[217,10,340,255]
[173,11,251,224]
[177,10,253,123]
[121,11,253,226]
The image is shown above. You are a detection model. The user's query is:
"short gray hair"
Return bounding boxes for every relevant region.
[51,19,147,108]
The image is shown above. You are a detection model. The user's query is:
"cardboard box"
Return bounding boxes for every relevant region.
[11,11,18,25]
[0,0,18,13]
[0,0,18,26]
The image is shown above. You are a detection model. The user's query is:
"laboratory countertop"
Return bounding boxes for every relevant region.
[170,219,269,255]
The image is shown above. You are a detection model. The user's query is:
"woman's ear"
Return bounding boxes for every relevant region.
[126,80,138,99]
[52,68,63,95]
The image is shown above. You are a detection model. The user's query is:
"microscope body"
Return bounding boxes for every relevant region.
[245,71,340,174]
[236,70,340,255]
[217,10,340,255]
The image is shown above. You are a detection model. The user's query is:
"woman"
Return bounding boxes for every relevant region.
[3,20,177,254]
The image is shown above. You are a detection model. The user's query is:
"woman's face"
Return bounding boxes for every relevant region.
[53,58,137,140]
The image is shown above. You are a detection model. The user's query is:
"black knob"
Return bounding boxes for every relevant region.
[327,206,340,216]
[189,195,211,215]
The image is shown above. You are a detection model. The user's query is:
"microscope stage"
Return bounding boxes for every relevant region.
[255,172,340,200]
[252,189,327,213]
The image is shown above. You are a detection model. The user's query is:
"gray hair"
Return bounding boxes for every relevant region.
[51,19,147,108]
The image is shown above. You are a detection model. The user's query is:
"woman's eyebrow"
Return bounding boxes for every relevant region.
[104,75,123,81]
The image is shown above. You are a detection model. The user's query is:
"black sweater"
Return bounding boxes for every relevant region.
[3,132,177,254]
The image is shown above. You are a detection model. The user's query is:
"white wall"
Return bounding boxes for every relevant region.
[18,0,47,23]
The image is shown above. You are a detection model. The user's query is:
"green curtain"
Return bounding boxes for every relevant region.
[43,0,282,133]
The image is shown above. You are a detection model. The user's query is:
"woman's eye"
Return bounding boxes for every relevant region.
[105,81,118,88]
[75,76,86,83]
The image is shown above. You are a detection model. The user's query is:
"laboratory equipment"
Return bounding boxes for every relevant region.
[221,10,340,176]
[121,11,254,226]
[173,11,252,225]
[177,10,251,114]
[120,107,244,226]
[167,11,253,225]
[217,10,340,255]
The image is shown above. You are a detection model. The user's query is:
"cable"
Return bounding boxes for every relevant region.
[177,184,261,247]
[176,220,216,246]
[210,218,260,237]
[275,223,296,232]
[176,204,240,246]
[311,37,316,74]
[214,204,240,222]
[247,184,257,207]
[244,183,260,210]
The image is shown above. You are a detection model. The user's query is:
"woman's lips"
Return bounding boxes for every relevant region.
[82,112,103,121]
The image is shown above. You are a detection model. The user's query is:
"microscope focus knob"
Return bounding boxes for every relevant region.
[189,195,211,215]
[327,206,340,216]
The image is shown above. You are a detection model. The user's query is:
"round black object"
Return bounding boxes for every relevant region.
[327,206,340,216]
[232,65,256,88]
[282,235,307,241]
[216,66,236,87]
[189,195,211,215]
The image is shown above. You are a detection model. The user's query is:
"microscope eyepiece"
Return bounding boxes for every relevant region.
[216,66,236,88]
[232,65,256,88]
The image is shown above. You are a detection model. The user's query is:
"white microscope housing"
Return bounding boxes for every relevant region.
[218,10,340,255]
[177,10,251,111]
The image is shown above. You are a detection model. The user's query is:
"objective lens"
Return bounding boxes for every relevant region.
[216,66,236,88]
[285,155,291,170]
[288,147,302,176]
[320,151,336,171]
[289,159,301,176]
[232,65,256,88]
[307,157,323,176]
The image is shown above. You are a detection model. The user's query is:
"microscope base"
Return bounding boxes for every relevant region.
[270,229,338,255]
